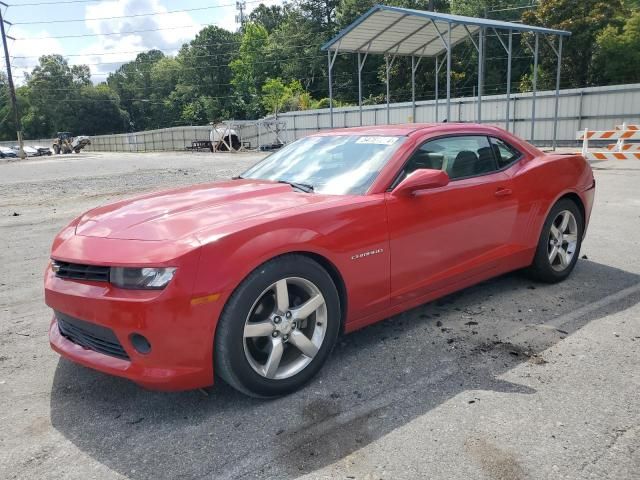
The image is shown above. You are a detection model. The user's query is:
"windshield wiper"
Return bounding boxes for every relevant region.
[277,180,314,193]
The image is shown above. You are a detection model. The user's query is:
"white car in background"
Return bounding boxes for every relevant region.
[33,145,53,156]
[12,145,39,157]
[0,146,17,158]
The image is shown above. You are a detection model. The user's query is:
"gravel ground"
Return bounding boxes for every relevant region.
[0,151,638,480]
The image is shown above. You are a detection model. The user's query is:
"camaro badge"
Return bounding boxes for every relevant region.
[351,248,384,260]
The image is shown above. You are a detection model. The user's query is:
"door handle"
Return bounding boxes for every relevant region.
[495,187,513,197]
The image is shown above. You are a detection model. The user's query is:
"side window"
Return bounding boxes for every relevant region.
[410,135,498,180]
[399,143,447,179]
[489,137,522,169]
[393,135,509,188]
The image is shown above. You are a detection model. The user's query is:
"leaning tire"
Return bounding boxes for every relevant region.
[215,254,341,397]
[527,198,583,283]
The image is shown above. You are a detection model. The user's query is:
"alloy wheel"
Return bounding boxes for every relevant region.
[548,210,578,272]
[243,277,327,380]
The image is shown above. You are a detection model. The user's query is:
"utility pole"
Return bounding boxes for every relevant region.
[0,3,25,159]
[235,1,246,30]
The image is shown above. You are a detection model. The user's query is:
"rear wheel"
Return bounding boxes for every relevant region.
[527,198,583,283]
[215,255,340,397]
[53,144,60,154]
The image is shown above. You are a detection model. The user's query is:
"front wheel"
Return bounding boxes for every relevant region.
[527,198,583,283]
[215,255,341,397]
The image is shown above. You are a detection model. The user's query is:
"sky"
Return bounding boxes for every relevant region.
[1,0,278,84]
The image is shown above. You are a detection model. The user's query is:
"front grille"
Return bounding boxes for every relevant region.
[56,311,129,360]
[53,260,110,282]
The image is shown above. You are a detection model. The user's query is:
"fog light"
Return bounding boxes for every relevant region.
[130,333,151,354]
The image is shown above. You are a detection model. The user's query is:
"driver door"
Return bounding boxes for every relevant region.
[385,135,519,305]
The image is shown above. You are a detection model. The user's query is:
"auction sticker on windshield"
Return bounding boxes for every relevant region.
[355,136,399,145]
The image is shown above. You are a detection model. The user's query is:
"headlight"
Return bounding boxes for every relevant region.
[109,267,177,290]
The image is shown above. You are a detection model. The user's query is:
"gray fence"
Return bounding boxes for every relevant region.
[4,82,639,152]
[280,82,640,147]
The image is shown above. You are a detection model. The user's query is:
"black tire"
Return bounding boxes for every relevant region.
[53,145,60,154]
[215,254,341,397]
[527,198,583,283]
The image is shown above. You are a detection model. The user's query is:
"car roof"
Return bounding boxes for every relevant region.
[311,123,493,137]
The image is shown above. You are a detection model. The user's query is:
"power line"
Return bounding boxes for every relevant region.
[7,0,109,5]
[10,2,262,26]
[10,32,325,58]
[13,23,216,40]
[10,43,331,68]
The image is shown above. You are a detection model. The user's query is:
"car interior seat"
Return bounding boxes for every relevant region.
[450,150,478,178]
[477,147,497,174]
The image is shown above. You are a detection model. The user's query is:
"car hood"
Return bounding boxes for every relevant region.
[75,179,341,241]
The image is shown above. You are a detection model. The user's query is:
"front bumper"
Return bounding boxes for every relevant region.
[45,264,227,391]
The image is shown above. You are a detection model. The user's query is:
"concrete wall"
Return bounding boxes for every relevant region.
[4,83,639,152]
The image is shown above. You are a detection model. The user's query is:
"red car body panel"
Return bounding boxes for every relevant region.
[45,124,595,390]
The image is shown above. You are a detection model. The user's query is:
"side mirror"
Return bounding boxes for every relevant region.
[392,169,450,196]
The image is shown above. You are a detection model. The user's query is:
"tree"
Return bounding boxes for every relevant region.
[0,73,29,141]
[177,26,240,123]
[296,0,340,31]
[249,3,288,32]
[230,23,273,118]
[261,78,304,116]
[593,10,640,84]
[522,0,627,88]
[265,10,326,96]
[71,84,130,134]
[107,50,168,130]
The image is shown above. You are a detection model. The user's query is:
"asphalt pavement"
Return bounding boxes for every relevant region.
[0,151,638,480]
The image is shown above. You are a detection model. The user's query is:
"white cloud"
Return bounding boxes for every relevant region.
[76,0,204,78]
[5,0,289,83]
[6,27,65,85]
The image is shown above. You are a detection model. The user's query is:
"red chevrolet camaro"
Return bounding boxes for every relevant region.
[45,123,595,396]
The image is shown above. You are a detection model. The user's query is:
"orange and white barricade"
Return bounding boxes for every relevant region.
[606,143,640,152]
[578,123,640,160]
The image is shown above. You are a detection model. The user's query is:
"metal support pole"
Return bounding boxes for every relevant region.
[477,28,484,123]
[552,36,563,150]
[358,52,363,126]
[411,56,416,122]
[357,50,369,126]
[435,57,439,122]
[446,22,452,121]
[0,6,25,159]
[531,33,539,143]
[506,30,512,131]
[328,50,334,128]
[385,55,391,124]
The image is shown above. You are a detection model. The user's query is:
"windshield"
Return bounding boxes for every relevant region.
[241,135,405,195]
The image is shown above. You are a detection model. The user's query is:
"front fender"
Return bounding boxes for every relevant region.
[191,197,390,327]
[193,226,338,299]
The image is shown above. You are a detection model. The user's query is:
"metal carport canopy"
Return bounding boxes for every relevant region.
[321,5,571,148]
[321,5,570,57]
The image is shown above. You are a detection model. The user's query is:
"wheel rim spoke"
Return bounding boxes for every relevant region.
[263,337,284,378]
[550,225,561,240]
[548,245,559,263]
[291,294,324,320]
[559,211,570,231]
[289,330,319,358]
[243,321,273,338]
[274,279,290,312]
[564,233,578,244]
[558,248,569,267]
